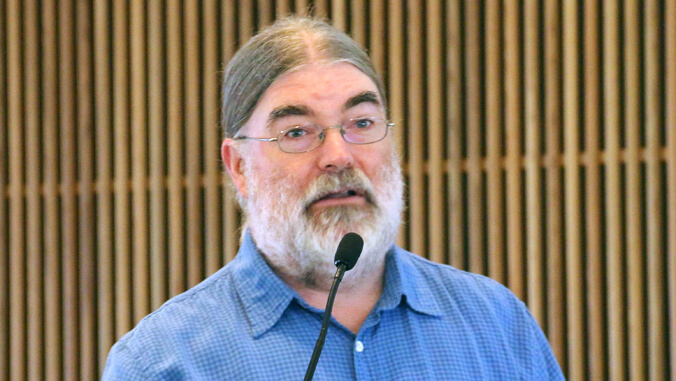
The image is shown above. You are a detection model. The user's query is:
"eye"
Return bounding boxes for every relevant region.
[353,118,374,129]
[283,127,309,139]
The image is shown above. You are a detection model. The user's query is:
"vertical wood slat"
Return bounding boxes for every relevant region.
[465,0,484,274]
[148,0,167,310]
[24,0,43,379]
[167,0,184,297]
[258,0,273,26]
[238,1,254,42]
[276,0,290,18]
[59,0,80,378]
[544,0,566,368]
[295,0,309,15]
[113,0,132,339]
[94,0,115,371]
[504,0,524,299]
[563,0,585,378]
[426,0,444,263]
[667,0,676,377]
[7,2,26,380]
[185,0,202,287]
[406,0,425,256]
[0,0,6,371]
[368,0,385,79]
[0,2,8,380]
[350,0,366,46]
[41,0,62,378]
[76,1,96,378]
[583,1,605,379]
[485,0,504,284]
[222,0,239,263]
[131,0,149,325]
[603,0,626,379]
[524,0,544,326]
[644,1,665,379]
[204,0,222,276]
[310,0,327,18]
[446,0,463,269]
[624,1,646,379]
[387,0,406,249]
[331,0,346,31]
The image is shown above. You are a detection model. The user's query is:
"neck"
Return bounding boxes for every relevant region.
[284,266,385,334]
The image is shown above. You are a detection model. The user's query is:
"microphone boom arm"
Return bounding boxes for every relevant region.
[303,263,347,381]
[303,232,363,380]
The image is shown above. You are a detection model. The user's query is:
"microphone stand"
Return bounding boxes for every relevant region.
[303,263,348,381]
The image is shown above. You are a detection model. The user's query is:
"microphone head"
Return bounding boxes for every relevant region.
[333,232,364,271]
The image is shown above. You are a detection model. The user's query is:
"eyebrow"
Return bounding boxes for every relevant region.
[265,91,381,128]
[343,91,381,111]
[267,105,313,126]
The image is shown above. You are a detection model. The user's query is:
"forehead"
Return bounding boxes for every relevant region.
[254,62,384,117]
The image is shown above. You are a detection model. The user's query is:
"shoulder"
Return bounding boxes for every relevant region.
[396,248,517,301]
[393,247,528,325]
[103,263,245,379]
[392,248,564,379]
[138,263,241,331]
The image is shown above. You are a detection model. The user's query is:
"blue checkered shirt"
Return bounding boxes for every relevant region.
[103,232,564,380]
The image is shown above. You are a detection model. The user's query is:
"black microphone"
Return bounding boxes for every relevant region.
[304,232,364,381]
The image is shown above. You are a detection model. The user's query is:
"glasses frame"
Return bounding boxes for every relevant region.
[232,116,396,154]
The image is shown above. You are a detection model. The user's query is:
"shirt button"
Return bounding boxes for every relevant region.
[355,340,364,352]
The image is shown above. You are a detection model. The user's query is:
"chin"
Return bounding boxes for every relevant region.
[307,204,378,232]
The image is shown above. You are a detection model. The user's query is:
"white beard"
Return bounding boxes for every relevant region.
[239,149,405,290]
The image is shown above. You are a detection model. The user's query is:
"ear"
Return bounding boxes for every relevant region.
[221,139,248,198]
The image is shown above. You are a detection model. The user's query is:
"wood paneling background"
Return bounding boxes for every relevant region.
[1,0,674,380]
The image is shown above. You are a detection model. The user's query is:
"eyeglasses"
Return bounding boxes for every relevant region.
[233,116,395,154]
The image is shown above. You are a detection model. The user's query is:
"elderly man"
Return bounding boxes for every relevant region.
[103,16,564,380]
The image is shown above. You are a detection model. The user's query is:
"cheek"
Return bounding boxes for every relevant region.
[250,156,314,189]
[264,153,321,179]
[357,146,396,176]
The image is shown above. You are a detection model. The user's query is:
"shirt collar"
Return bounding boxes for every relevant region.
[376,246,443,317]
[231,232,443,339]
[230,232,298,338]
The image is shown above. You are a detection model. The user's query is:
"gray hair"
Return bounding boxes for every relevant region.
[221,16,387,138]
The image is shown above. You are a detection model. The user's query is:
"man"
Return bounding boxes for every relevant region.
[103,16,564,380]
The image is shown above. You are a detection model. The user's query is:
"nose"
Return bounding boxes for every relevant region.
[317,127,353,172]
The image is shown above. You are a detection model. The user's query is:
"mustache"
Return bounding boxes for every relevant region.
[302,169,376,212]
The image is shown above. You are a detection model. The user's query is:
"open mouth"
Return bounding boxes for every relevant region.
[307,188,368,210]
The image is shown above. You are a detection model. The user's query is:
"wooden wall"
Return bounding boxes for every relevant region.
[1,0,674,380]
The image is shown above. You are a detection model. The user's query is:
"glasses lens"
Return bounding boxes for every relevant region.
[276,117,390,153]
[278,125,322,153]
[343,117,387,144]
